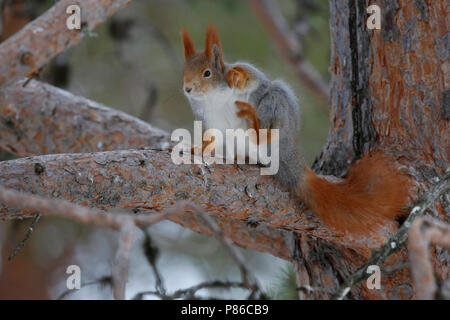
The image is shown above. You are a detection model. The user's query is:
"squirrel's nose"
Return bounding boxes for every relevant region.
[185,87,192,93]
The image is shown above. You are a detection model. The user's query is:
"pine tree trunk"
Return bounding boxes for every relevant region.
[294,0,448,299]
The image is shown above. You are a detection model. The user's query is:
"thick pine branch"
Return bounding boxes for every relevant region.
[0,148,353,261]
[0,80,170,156]
[0,0,132,87]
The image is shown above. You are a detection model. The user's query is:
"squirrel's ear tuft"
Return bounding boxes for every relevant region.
[211,45,222,71]
[181,28,195,60]
[205,24,224,72]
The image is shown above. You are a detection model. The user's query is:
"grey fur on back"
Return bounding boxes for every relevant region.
[226,62,303,191]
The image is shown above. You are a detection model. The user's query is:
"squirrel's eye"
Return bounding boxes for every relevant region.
[203,70,211,78]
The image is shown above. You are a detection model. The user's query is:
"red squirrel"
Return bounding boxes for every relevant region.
[181,24,412,242]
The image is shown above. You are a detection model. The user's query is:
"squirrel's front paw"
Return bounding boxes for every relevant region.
[226,67,251,90]
[235,101,253,120]
[235,101,255,118]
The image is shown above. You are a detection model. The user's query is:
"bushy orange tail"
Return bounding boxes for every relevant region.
[301,152,412,239]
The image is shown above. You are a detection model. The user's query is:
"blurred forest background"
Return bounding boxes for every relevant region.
[0,0,331,299]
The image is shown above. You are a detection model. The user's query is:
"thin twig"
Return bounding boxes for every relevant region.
[138,202,266,300]
[133,280,252,300]
[188,203,264,299]
[1,187,253,300]
[57,276,113,300]
[0,185,183,231]
[8,213,40,260]
[332,168,450,299]
[112,221,137,299]
[248,0,329,106]
[296,285,332,294]
[142,231,166,296]
[0,185,185,299]
[138,201,266,300]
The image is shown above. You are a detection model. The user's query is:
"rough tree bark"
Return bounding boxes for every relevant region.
[304,0,449,299]
[0,0,132,87]
[0,149,338,261]
[0,80,170,156]
[0,0,32,42]
[0,0,448,300]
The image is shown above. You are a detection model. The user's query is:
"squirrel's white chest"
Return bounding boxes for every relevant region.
[187,87,257,162]
[194,88,249,133]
